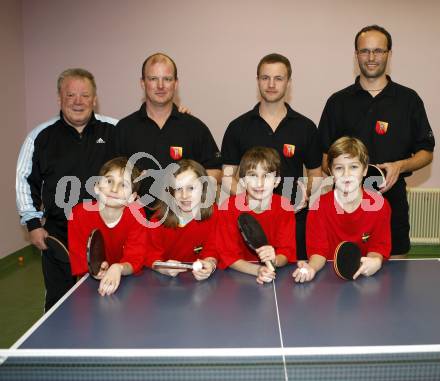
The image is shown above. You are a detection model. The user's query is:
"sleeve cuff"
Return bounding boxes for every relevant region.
[26,218,42,232]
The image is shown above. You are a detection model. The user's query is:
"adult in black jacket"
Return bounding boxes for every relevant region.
[114,53,221,214]
[318,25,435,257]
[16,68,116,310]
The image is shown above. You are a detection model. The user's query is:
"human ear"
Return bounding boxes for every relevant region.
[94,183,100,196]
[128,192,137,203]
[362,165,368,177]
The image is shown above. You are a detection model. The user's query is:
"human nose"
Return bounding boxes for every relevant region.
[268,77,275,87]
[367,50,377,60]
[111,181,119,193]
[157,78,164,88]
[181,188,190,199]
[73,95,82,104]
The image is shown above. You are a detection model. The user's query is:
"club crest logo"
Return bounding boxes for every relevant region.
[283,144,296,158]
[170,146,183,160]
[375,121,388,135]
[361,232,371,243]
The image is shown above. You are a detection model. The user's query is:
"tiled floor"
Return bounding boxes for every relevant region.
[0,244,439,348]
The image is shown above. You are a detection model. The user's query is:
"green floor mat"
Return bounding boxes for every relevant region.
[0,246,44,348]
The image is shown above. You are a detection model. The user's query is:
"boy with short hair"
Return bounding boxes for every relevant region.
[68,157,147,295]
[217,147,296,284]
[293,137,391,283]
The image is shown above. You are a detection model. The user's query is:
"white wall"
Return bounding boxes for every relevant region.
[4,0,439,255]
[0,0,28,257]
[21,0,439,188]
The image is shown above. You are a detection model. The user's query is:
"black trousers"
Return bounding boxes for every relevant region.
[383,177,411,255]
[41,246,76,311]
[295,208,308,261]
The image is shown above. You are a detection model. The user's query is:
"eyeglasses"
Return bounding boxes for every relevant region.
[357,49,389,58]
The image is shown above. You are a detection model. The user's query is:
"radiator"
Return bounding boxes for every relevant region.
[407,187,440,244]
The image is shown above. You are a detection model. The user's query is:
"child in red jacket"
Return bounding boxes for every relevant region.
[292,137,391,283]
[217,147,296,284]
[145,159,218,280]
[69,157,146,295]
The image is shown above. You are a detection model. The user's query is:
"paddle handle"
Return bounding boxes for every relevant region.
[265,260,276,272]
[153,261,194,270]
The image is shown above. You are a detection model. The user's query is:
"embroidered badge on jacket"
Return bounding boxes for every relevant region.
[283,144,295,158]
[170,146,183,160]
[375,121,389,135]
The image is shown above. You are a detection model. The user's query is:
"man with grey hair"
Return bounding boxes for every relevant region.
[16,68,117,311]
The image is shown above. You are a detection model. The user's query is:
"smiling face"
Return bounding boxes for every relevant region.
[58,76,96,131]
[172,169,203,217]
[356,30,390,80]
[331,154,367,198]
[242,163,280,204]
[141,59,178,107]
[95,168,136,209]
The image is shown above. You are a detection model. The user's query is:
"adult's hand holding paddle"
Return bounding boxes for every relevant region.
[30,228,49,251]
[364,164,386,192]
[375,162,402,193]
[45,235,70,263]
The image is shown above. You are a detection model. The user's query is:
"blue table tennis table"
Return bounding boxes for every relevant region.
[1,259,440,380]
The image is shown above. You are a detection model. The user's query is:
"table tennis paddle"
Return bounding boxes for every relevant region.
[153,261,203,271]
[333,241,362,281]
[237,213,275,272]
[364,164,386,192]
[86,229,106,277]
[45,236,70,263]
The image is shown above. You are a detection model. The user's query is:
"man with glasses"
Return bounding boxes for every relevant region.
[113,53,221,213]
[318,25,435,258]
[221,53,322,261]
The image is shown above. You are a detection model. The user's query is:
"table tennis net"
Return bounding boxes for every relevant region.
[1,350,440,381]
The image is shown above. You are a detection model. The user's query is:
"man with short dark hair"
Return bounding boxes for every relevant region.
[221,53,322,261]
[16,68,116,310]
[318,25,435,257]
